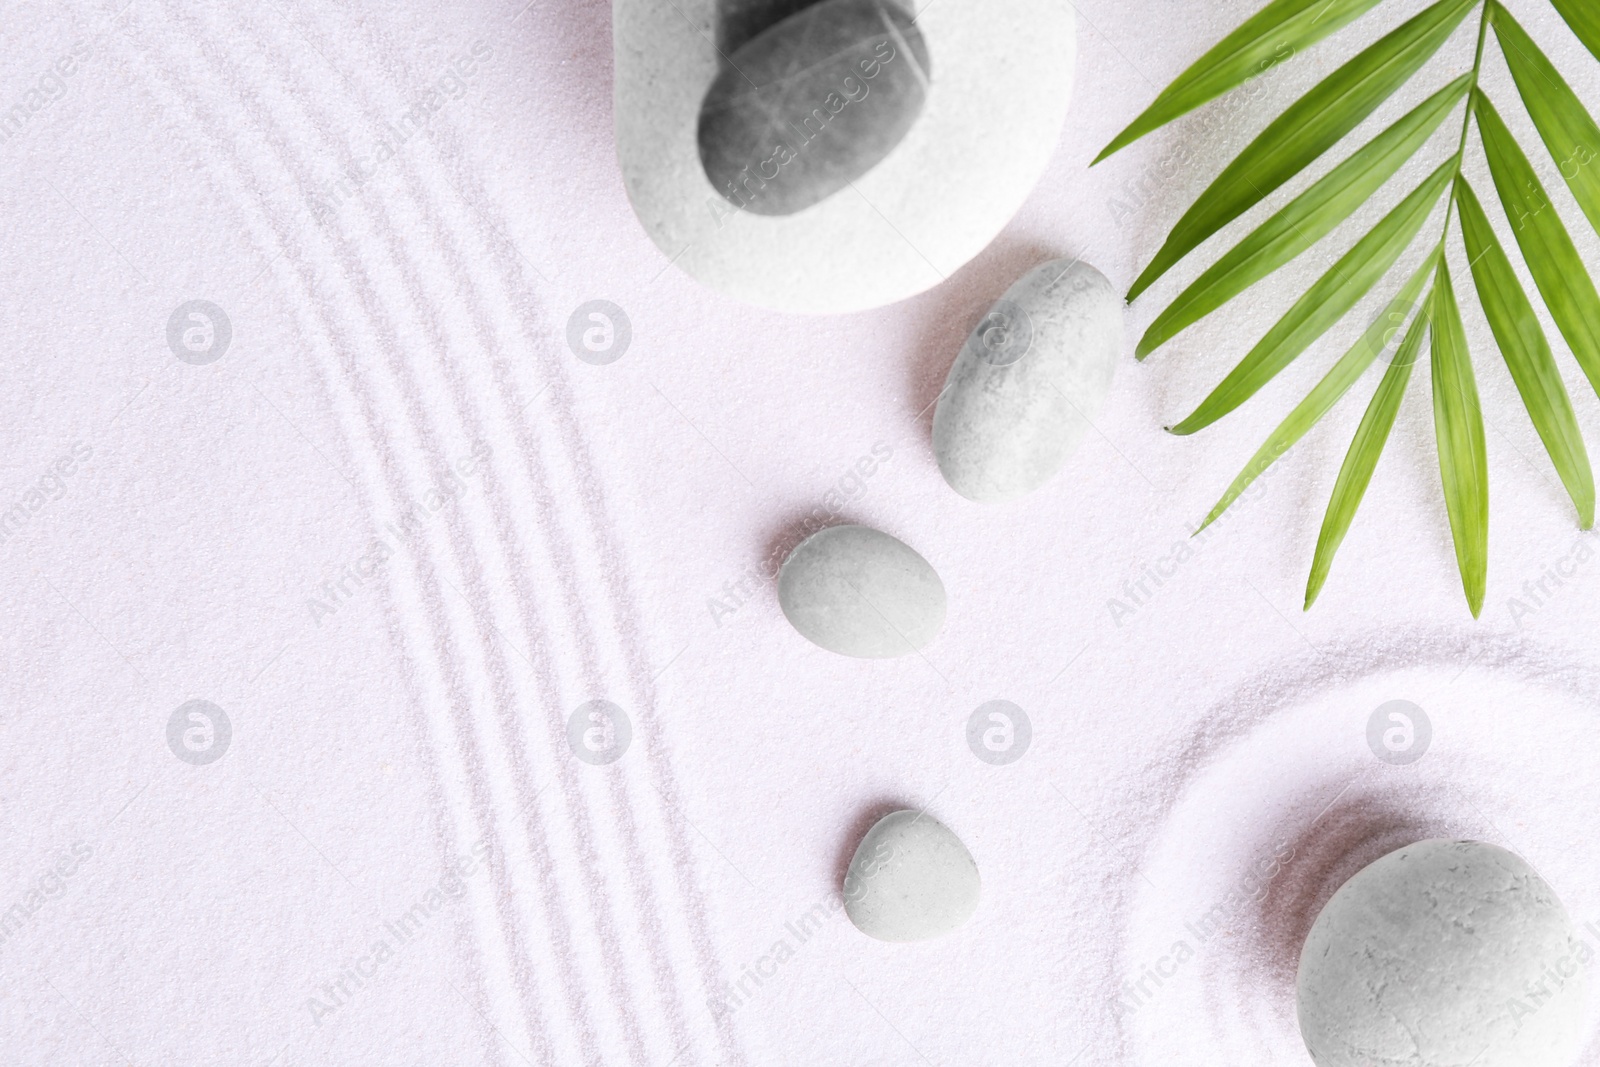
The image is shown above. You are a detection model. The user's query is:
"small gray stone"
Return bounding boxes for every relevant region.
[777,524,945,658]
[697,0,932,217]
[1297,839,1588,1067]
[843,809,979,942]
[932,259,1123,502]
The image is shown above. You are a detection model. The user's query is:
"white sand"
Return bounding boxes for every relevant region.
[5,0,1600,1064]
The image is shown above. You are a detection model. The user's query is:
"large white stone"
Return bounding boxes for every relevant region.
[613,0,1076,312]
[777,525,945,658]
[932,258,1122,502]
[843,809,979,942]
[1297,839,1589,1067]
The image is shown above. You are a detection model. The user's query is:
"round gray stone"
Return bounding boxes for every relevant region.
[932,258,1123,502]
[777,525,945,658]
[697,0,931,217]
[1297,839,1588,1067]
[843,809,979,942]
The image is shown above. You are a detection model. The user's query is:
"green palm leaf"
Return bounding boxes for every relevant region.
[1126,0,1476,301]
[1138,75,1469,358]
[1094,0,1388,164]
[1475,86,1600,407]
[1170,160,1452,432]
[1305,294,1433,609]
[1108,0,1600,613]
[1199,251,1439,532]
[1429,258,1489,617]
[1456,175,1594,527]
[1493,5,1600,242]
[1547,0,1600,62]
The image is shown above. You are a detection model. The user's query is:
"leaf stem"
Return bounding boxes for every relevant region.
[1443,1,1493,232]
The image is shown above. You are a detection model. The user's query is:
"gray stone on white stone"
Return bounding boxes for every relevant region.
[1297,839,1588,1067]
[843,809,979,942]
[698,0,932,217]
[615,0,1077,312]
[932,258,1123,502]
[777,524,945,658]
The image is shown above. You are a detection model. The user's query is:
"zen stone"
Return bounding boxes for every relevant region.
[932,259,1122,502]
[777,525,945,658]
[843,809,979,941]
[697,0,932,217]
[1297,840,1588,1067]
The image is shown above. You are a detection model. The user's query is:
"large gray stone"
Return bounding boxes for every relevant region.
[777,525,945,658]
[843,809,980,942]
[697,0,932,217]
[932,259,1122,502]
[1297,839,1588,1067]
